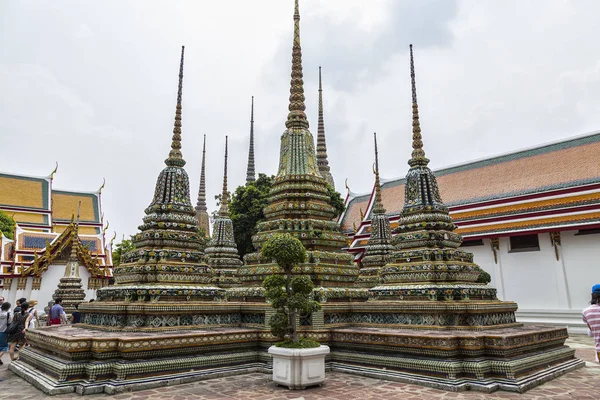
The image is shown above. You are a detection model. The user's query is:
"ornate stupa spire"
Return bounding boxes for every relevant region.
[246,97,256,184]
[238,0,356,288]
[285,0,309,130]
[408,44,429,168]
[205,136,242,287]
[358,133,394,287]
[372,132,385,215]
[195,134,211,237]
[374,44,478,298]
[101,46,219,301]
[316,66,335,188]
[218,136,230,217]
[166,46,186,168]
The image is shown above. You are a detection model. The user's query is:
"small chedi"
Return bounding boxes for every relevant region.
[246,96,256,184]
[11,0,583,396]
[195,134,211,238]
[316,66,335,189]
[44,214,87,316]
[356,133,394,287]
[205,136,243,287]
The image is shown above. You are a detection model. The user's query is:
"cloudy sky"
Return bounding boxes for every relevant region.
[2,0,600,241]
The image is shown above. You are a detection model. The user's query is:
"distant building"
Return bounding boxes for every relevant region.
[0,169,113,313]
[342,131,600,332]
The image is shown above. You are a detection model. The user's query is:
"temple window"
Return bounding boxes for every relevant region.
[509,234,540,253]
[575,228,600,236]
[460,239,484,247]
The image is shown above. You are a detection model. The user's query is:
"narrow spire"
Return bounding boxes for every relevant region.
[196,134,207,212]
[408,44,429,168]
[246,96,256,183]
[166,45,186,167]
[372,133,386,215]
[70,201,82,261]
[285,0,309,130]
[316,66,334,188]
[219,136,230,217]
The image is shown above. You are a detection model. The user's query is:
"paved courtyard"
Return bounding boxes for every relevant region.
[0,334,598,400]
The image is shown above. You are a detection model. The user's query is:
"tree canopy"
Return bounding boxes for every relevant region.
[229,173,274,258]
[111,238,135,267]
[0,210,15,240]
[228,174,346,259]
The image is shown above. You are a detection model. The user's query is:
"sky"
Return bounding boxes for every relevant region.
[1,0,600,241]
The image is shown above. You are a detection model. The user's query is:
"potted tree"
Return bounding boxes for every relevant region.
[262,233,329,389]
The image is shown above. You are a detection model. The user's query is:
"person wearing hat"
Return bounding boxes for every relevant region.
[582,284,600,363]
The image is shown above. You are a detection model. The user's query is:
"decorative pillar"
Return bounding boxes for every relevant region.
[490,238,506,300]
[549,232,571,309]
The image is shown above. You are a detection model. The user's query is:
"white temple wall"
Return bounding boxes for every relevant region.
[0,264,97,316]
[470,231,598,333]
[561,230,600,310]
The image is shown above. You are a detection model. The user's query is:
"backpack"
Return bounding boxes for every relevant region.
[6,312,20,335]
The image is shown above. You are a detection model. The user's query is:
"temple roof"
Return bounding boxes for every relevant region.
[0,170,103,235]
[341,130,600,234]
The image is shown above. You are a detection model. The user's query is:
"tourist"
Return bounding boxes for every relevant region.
[72,304,81,324]
[49,298,68,326]
[25,300,39,331]
[13,297,26,313]
[8,301,29,361]
[0,302,11,364]
[0,296,5,306]
[583,284,600,363]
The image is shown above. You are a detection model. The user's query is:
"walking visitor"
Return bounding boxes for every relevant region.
[582,284,600,362]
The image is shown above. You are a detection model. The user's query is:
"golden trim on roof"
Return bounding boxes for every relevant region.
[22,221,106,277]
[455,211,600,235]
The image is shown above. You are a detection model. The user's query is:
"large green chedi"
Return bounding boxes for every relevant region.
[239,0,356,287]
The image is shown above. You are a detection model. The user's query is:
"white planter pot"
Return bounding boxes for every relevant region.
[268,345,330,389]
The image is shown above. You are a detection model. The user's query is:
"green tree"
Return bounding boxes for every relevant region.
[228,175,346,258]
[112,238,135,267]
[229,173,274,258]
[262,233,320,347]
[0,210,15,240]
[326,184,346,219]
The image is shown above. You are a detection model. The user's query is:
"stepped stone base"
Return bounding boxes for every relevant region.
[9,321,584,395]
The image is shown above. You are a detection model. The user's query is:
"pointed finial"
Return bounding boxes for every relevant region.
[196,134,207,212]
[218,136,230,217]
[98,178,106,194]
[372,132,386,215]
[285,0,309,130]
[345,178,350,195]
[246,96,256,183]
[408,44,429,168]
[49,162,59,181]
[166,45,186,167]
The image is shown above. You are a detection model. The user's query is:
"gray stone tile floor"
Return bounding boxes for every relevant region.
[0,334,598,399]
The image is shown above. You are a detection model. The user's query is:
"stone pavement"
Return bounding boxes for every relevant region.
[0,335,598,400]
